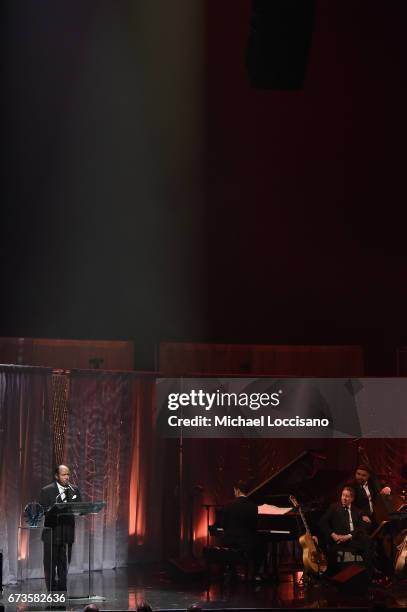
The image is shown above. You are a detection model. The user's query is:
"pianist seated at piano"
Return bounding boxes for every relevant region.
[220,480,258,557]
[215,480,268,579]
[320,485,374,579]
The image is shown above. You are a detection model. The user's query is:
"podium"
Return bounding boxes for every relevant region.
[45,501,106,601]
[18,526,52,590]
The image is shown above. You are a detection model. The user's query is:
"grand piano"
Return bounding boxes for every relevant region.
[209,450,348,580]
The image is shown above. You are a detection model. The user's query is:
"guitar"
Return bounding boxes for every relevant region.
[395,529,407,576]
[289,495,327,575]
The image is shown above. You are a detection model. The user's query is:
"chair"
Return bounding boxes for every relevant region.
[203,546,250,583]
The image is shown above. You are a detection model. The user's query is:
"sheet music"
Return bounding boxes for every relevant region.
[258,504,293,515]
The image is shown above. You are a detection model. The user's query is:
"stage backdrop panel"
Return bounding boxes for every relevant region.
[0,365,54,584]
[159,342,365,375]
[64,370,164,571]
[0,337,135,370]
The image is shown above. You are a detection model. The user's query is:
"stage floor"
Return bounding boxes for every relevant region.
[2,565,407,611]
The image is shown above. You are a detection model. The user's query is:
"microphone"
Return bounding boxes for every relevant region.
[56,484,73,503]
[66,482,78,500]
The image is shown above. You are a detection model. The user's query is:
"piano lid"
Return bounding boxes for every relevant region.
[247,450,329,505]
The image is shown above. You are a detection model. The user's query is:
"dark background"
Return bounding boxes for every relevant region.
[1,0,407,373]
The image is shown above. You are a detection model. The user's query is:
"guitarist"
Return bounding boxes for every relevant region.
[320,486,374,578]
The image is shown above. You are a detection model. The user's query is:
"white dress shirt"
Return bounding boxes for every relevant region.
[56,481,68,502]
[346,506,354,532]
[363,482,373,513]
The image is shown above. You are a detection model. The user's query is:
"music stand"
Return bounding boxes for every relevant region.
[46,501,106,601]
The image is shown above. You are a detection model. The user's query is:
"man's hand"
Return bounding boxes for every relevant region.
[341,534,352,542]
[332,533,349,542]
[312,535,319,545]
[362,515,372,523]
[380,486,391,495]
[332,533,352,543]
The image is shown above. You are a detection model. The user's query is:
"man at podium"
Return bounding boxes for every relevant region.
[39,465,82,591]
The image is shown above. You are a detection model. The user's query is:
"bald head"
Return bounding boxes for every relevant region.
[83,605,99,612]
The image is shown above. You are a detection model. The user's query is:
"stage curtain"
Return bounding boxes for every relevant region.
[353,438,407,493]
[0,366,53,584]
[128,376,166,562]
[64,370,135,572]
[64,370,164,572]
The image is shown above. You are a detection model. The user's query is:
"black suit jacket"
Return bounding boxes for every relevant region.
[220,496,258,553]
[347,479,378,517]
[320,502,367,544]
[39,481,82,544]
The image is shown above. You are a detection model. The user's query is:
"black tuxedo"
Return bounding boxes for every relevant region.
[39,481,82,591]
[320,502,373,577]
[348,479,378,518]
[320,502,367,539]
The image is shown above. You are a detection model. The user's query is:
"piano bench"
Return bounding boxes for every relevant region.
[203,546,250,582]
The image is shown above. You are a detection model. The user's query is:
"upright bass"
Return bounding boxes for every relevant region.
[358,445,407,569]
[395,529,407,576]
